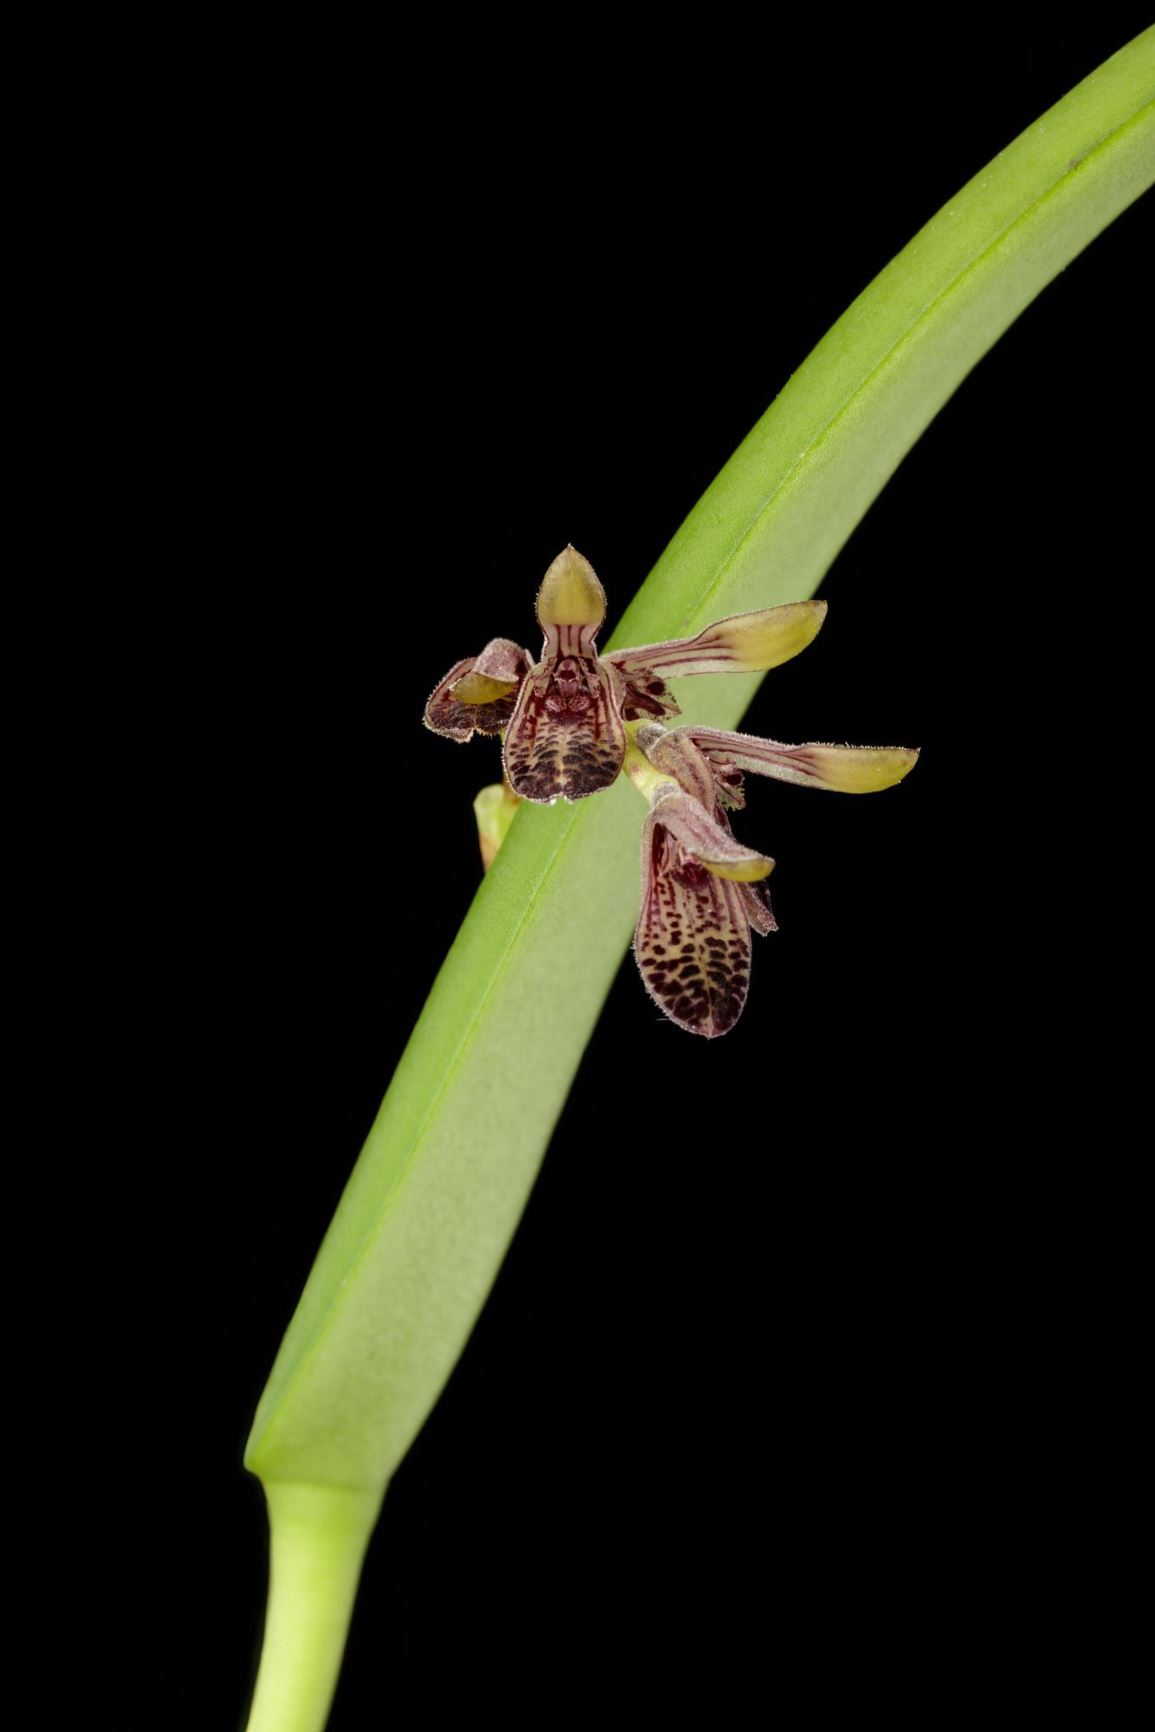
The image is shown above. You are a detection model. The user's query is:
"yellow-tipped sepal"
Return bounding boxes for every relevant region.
[608,599,827,678]
[680,728,920,794]
[699,600,828,671]
[535,545,607,630]
[648,786,775,879]
[791,745,920,793]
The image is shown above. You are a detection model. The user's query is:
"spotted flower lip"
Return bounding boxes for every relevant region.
[628,721,919,1037]
[628,726,776,1037]
[424,546,828,803]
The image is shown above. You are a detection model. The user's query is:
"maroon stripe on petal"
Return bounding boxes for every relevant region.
[634,811,753,1038]
[503,656,626,802]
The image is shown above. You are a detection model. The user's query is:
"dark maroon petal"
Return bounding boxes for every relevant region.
[503,656,626,802]
[423,640,531,742]
[634,808,755,1039]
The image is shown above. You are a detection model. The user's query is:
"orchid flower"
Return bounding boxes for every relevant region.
[424,546,827,803]
[424,546,919,1035]
[623,725,777,1037]
[625,721,919,1035]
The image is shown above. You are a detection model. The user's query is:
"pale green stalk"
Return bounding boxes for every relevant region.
[244,33,1155,1732]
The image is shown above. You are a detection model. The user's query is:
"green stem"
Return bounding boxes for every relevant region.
[244,1484,382,1732]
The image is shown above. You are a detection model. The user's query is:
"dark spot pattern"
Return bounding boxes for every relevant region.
[504,655,626,802]
[634,823,754,1038]
[619,668,681,722]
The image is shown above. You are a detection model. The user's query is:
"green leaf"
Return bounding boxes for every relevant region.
[243,32,1155,1732]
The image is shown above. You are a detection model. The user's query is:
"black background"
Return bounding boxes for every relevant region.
[111,19,1151,1727]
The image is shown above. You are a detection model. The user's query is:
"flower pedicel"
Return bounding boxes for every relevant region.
[425,546,918,1036]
